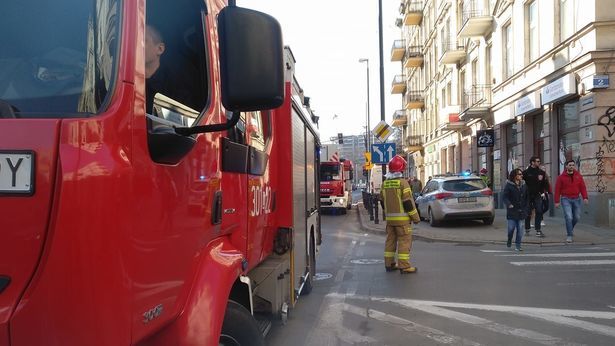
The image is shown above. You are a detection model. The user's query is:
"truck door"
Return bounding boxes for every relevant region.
[246,111,275,267]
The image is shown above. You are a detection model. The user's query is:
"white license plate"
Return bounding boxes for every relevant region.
[458,197,477,203]
[0,151,34,194]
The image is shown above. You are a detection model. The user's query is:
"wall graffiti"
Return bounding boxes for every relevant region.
[598,106,615,138]
[596,106,615,193]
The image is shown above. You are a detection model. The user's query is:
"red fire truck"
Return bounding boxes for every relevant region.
[320,159,354,213]
[0,1,320,345]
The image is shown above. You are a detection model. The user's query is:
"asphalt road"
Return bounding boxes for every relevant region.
[266,206,615,346]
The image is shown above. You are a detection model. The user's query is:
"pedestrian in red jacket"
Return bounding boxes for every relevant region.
[554,160,588,243]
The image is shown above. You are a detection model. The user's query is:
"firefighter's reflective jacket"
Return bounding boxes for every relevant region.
[380,177,420,226]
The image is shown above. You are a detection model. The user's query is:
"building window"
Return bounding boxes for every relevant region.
[486,44,492,84]
[557,99,580,172]
[527,0,538,62]
[559,0,575,41]
[446,82,452,106]
[503,22,513,79]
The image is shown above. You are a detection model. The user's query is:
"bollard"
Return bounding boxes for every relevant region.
[373,194,379,225]
[367,193,374,220]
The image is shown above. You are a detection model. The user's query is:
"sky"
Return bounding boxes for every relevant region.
[237,0,402,143]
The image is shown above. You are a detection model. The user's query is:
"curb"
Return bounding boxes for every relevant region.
[355,202,608,246]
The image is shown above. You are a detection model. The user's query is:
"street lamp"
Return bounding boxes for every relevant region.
[358,58,370,188]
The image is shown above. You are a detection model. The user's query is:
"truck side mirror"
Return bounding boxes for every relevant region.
[218,6,284,111]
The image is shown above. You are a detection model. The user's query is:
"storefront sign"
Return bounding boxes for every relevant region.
[494,104,514,125]
[514,92,541,116]
[476,129,495,147]
[426,144,435,154]
[541,74,577,105]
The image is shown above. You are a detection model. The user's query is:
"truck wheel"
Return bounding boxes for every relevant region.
[301,234,316,296]
[219,301,265,346]
[347,203,352,210]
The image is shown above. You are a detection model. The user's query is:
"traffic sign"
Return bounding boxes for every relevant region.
[363,152,373,170]
[371,120,393,143]
[371,143,396,164]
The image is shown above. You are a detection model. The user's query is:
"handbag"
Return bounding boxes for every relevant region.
[542,193,550,214]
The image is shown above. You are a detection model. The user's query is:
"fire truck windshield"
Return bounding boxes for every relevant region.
[0,0,119,118]
[320,164,341,181]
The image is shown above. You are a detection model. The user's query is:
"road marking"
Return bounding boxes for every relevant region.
[510,260,615,266]
[498,252,615,258]
[307,237,375,345]
[330,293,615,344]
[343,304,482,345]
[480,250,512,253]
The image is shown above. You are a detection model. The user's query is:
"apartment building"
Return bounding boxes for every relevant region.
[392,0,615,225]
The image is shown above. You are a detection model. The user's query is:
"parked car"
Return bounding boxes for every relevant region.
[415,174,495,226]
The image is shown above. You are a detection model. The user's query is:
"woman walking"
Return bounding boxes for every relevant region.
[502,168,529,251]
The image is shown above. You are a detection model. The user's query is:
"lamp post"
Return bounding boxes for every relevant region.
[358,58,370,187]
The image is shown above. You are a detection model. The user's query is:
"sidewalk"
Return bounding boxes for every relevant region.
[355,202,615,246]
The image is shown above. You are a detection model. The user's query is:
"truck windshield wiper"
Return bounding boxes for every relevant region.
[0,99,19,118]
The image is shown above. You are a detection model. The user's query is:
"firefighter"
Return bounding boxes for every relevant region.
[380,155,421,274]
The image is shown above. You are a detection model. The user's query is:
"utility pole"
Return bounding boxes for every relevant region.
[378,0,387,181]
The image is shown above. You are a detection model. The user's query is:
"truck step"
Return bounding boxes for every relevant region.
[254,313,272,337]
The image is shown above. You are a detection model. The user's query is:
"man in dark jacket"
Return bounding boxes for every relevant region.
[522,156,549,237]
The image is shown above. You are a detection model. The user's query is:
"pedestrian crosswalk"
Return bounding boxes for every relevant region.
[480,247,615,267]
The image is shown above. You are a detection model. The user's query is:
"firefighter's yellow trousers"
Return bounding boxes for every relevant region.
[384,224,413,269]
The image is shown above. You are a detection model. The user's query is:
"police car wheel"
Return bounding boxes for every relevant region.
[428,208,440,227]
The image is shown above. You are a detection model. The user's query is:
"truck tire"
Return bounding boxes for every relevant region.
[301,233,316,296]
[219,301,265,346]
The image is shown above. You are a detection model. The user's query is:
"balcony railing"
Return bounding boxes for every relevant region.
[458,1,494,38]
[392,109,408,126]
[391,39,406,61]
[404,45,424,68]
[404,135,423,153]
[405,135,423,146]
[404,91,424,109]
[440,38,465,64]
[391,75,407,94]
[460,85,492,120]
[403,1,423,26]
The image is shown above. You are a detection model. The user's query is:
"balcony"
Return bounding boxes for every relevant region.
[404,91,424,110]
[405,135,423,153]
[391,75,406,94]
[391,40,406,62]
[403,1,423,26]
[404,46,424,68]
[460,85,492,121]
[440,39,465,65]
[458,2,494,38]
[438,106,466,131]
[392,109,407,126]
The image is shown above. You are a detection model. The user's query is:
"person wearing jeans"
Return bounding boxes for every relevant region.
[560,196,582,239]
[554,160,589,243]
[502,168,528,251]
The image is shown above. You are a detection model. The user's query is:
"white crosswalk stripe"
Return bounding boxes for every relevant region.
[327,293,615,345]
[482,248,615,268]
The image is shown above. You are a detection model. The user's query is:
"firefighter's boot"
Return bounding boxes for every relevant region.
[400,266,418,274]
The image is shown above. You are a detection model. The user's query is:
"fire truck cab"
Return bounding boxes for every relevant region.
[0,0,319,345]
[319,159,353,213]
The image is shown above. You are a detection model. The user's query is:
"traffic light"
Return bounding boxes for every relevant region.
[338,133,343,144]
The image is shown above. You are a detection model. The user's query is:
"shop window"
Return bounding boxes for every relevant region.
[506,122,518,174]
[557,99,580,172]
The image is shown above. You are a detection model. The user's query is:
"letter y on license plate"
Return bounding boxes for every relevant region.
[0,151,35,195]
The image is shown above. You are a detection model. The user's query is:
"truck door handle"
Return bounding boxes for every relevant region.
[212,191,222,225]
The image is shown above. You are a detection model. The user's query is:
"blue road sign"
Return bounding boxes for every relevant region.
[371,143,396,164]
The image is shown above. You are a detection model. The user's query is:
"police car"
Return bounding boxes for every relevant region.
[415,173,495,227]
